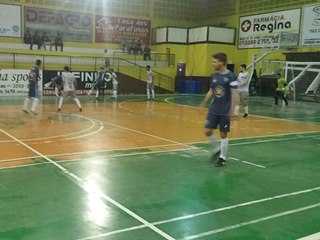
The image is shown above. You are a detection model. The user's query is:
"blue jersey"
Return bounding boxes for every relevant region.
[29,66,40,83]
[209,70,237,115]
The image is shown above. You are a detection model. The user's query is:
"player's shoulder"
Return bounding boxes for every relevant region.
[225,70,236,81]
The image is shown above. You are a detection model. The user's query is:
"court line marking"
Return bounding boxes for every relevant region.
[0,128,175,240]
[164,96,320,126]
[74,186,320,240]
[76,114,270,169]
[75,225,147,240]
[229,157,266,169]
[0,143,183,163]
[182,203,320,240]
[297,232,320,240]
[0,112,98,143]
[64,123,104,140]
[1,133,319,167]
[0,147,198,171]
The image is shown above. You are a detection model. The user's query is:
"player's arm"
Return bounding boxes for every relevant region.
[199,89,214,108]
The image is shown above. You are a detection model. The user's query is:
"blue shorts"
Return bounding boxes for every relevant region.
[205,111,230,133]
[29,83,39,98]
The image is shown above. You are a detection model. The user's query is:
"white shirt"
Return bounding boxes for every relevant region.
[147,70,154,83]
[62,71,76,91]
[112,72,118,85]
[237,71,250,92]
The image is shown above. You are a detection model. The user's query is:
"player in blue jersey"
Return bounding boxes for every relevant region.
[88,67,107,99]
[22,59,42,115]
[200,53,238,167]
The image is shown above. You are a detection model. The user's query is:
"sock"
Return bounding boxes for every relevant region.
[209,135,220,152]
[151,89,155,99]
[234,105,240,116]
[113,90,117,99]
[74,98,82,109]
[31,98,39,112]
[244,106,249,114]
[23,98,30,110]
[147,89,150,99]
[58,97,63,109]
[220,138,229,160]
[95,90,99,98]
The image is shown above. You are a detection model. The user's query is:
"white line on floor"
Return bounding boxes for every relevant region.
[182,203,320,240]
[297,232,320,240]
[0,129,175,240]
[229,157,266,169]
[74,186,320,240]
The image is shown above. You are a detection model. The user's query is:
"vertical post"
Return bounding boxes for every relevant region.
[69,56,72,70]
[94,57,97,71]
[154,54,157,67]
[13,53,16,69]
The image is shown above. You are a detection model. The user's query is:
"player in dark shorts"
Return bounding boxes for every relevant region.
[51,75,63,97]
[88,67,107,99]
[200,53,238,167]
[22,59,42,115]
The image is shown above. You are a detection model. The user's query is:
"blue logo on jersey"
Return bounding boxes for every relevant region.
[212,79,217,83]
[224,77,229,83]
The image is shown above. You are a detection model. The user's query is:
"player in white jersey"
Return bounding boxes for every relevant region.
[58,66,82,112]
[234,64,250,118]
[146,65,155,100]
[110,68,118,100]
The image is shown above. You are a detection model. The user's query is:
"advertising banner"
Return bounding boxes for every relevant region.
[0,4,21,38]
[95,15,151,44]
[0,69,43,96]
[238,9,301,49]
[25,7,93,42]
[43,70,101,96]
[301,4,320,46]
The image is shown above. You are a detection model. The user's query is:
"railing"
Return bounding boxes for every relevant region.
[112,51,175,67]
[0,51,176,92]
[0,51,175,71]
[114,58,175,92]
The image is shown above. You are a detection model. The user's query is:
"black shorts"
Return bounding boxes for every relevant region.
[205,112,230,133]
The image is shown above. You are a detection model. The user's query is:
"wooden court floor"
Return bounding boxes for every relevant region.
[0,94,319,240]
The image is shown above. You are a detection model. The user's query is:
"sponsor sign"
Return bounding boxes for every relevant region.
[25,7,93,42]
[0,69,42,96]
[301,4,320,46]
[0,4,21,38]
[95,15,151,44]
[42,70,112,96]
[238,9,301,49]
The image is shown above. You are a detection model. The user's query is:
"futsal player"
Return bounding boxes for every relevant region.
[51,75,63,97]
[88,67,106,99]
[146,65,155,100]
[274,73,288,106]
[110,68,118,100]
[22,59,42,115]
[234,64,250,118]
[200,53,238,167]
[58,66,82,112]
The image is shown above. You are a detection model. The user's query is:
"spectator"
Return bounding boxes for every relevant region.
[104,49,110,68]
[121,40,127,54]
[135,39,143,55]
[143,45,151,61]
[30,31,41,50]
[24,30,32,45]
[41,32,54,51]
[55,32,63,52]
[128,40,135,55]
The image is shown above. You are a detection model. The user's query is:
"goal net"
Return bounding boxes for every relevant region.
[286,61,320,102]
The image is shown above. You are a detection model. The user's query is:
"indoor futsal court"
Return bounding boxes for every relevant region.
[1,0,320,239]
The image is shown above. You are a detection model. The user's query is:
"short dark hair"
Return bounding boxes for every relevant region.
[277,73,281,77]
[240,64,247,70]
[64,66,70,71]
[36,59,42,66]
[212,52,227,65]
[146,65,150,69]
